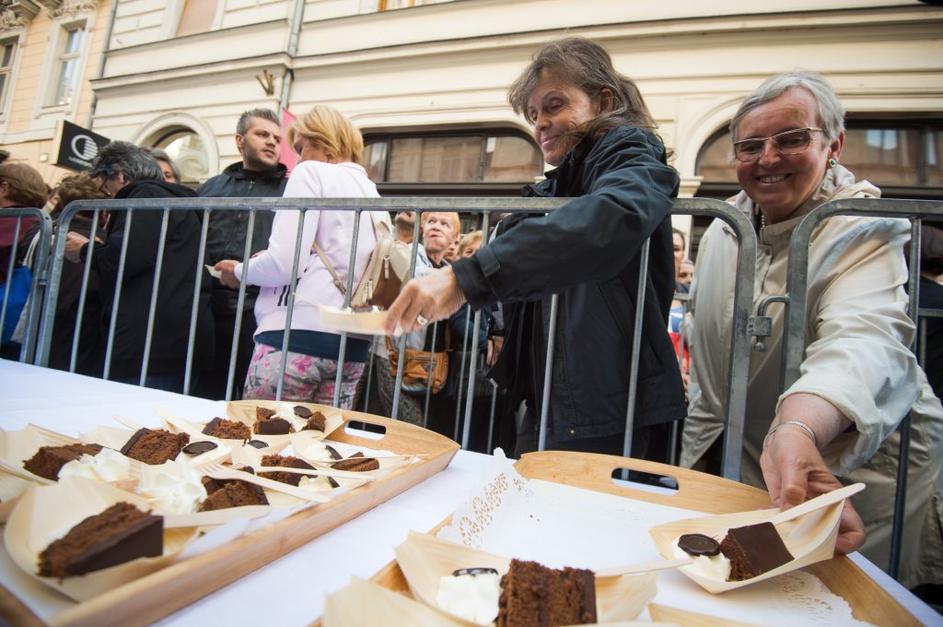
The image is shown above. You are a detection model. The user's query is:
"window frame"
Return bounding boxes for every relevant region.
[37,17,91,113]
[363,128,543,196]
[0,35,22,123]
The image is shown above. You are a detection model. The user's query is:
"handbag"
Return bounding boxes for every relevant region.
[313,213,412,310]
[385,333,449,394]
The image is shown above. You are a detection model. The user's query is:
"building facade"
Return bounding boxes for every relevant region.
[0,0,112,181]
[3,0,942,244]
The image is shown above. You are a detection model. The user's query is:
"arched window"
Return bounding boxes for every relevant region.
[148,127,209,186]
[363,130,544,196]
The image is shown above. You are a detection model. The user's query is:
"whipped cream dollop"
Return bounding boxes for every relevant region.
[58,447,132,483]
[436,571,501,625]
[672,537,731,581]
[137,459,207,514]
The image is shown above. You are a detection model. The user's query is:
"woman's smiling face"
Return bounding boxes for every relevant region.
[527,69,599,167]
[735,87,844,224]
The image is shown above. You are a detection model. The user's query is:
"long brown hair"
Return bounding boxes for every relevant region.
[508,37,656,144]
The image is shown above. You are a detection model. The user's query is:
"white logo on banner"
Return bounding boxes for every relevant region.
[71,135,99,161]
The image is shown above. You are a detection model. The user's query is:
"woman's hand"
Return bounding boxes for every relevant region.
[760,425,866,554]
[214,260,241,289]
[385,266,466,335]
[64,232,89,263]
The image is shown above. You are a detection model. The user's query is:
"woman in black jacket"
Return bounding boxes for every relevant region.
[386,37,685,458]
[65,142,213,392]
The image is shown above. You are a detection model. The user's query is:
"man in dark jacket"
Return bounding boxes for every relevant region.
[64,141,213,392]
[196,108,288,400]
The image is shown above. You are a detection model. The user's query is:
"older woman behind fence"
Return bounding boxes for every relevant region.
[682,70,943,586]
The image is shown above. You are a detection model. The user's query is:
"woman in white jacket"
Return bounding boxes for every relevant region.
[215,105,389,407]
[682,71,943,587]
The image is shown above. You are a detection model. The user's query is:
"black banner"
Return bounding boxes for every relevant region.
[53,120,110,171]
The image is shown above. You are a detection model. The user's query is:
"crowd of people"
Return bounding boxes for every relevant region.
[1,36,941,592]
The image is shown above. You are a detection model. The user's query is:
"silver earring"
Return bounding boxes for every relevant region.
[828,157,837,168]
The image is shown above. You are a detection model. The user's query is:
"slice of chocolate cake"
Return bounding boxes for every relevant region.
[301,411,327,432]
[256,406,277,421]
[120,428,190,465]
[201,417,251,440]
[496,559,596,627]
[38,502,162,578]
[258,454,315,486]
[332,453,379,472]
[253,409,293,435]
[199,481,268,511]
[23,443,103,481]
[719,521,794,581]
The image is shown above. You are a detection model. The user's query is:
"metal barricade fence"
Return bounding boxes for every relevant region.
[780,197,943,581]
[35,196,756,479]
[0,207,52,364]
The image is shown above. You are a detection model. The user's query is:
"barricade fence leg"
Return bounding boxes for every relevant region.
[103,211,133,382]
[275,209,308,402]
[70,209,100,373]
[184,208,210,396]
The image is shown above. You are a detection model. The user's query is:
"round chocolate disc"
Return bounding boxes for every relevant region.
[678,533,720,556]
[452,567,499,577]
[293,405,313,418]
[247,440,268,449]
[182,441,218,456]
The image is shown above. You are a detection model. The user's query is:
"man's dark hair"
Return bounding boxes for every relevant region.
[236,108,280,136]
[89,141,164,184]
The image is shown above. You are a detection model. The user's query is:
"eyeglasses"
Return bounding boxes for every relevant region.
[733,127,825,163]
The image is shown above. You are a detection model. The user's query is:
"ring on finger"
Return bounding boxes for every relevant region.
[416,314,429,326]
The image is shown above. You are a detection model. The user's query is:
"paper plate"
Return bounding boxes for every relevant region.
[317,304,399,336]
[648,602,757,626]
[322,577,466,627]
[225,400,345,444]
[0,470,31,522]
[394,531,656,625]
[0,424,80,484]
[648,484,863,594]
[5,476,198,601]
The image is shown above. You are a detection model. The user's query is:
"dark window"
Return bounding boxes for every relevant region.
[364,130,543,196]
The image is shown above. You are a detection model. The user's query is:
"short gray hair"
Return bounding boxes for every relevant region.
[145,147,181,182]
[89,141,164,184]
[236,108,280,136]
[730,71,845,142]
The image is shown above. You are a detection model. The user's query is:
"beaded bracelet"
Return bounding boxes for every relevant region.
[762,419,818,450]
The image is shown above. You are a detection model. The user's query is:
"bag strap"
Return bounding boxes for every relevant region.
[312,211,389,298]
[312,240,348,296]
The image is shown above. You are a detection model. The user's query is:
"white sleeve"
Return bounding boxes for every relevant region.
[779,218,918,474]
[236,164,322,287]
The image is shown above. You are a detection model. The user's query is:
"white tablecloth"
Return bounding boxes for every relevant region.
[0,359,937,626]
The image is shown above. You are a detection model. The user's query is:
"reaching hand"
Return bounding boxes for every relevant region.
[64,232,90,264]
[760,426,866,554]
[384,266,466,335]
[214,260,241,289]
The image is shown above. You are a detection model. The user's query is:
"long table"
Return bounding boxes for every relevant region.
[0,359,938,626]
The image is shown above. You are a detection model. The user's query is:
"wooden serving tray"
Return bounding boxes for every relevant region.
[356,451,920,627]
[0,408,459,627]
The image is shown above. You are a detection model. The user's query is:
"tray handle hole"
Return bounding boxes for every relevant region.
[610,468,679,494]
[344,421,386,439]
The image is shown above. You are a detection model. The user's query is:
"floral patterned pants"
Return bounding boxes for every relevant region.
[243,342,365,409]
